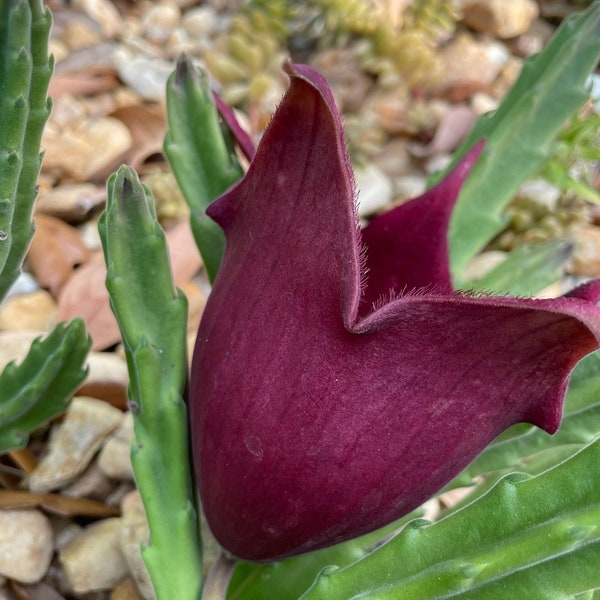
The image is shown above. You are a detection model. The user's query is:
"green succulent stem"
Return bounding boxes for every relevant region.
[0,320,91,454]
[164,54,245,283]
[0,0,53,300]
[0,0,90,457]
[99,166,202,600]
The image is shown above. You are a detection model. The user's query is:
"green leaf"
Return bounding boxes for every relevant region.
[543,160,600,203]
[440,2,600,277]
[300,437,600,600]
[99,165,202,600]
[459,240,571,296]
[164,54,245,282]
[0,319,91,454]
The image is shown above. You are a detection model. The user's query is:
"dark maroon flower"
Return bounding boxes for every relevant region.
[190,63,600,561]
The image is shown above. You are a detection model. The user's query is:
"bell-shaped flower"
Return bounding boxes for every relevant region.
[190,63,600,562]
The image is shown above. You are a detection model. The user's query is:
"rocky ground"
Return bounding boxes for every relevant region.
[0,0,599,598]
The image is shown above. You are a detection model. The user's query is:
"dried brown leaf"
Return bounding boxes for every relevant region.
[0,489,120,518]
[7,448,37,474]
[111,104,166,171]
[48,72,120,98]
[408,105,477,157]
[28,214,91,297]
[57,220,202,349]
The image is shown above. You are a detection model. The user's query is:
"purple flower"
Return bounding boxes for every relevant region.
[190,63,600,561]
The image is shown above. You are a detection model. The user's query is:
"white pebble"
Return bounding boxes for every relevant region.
[355,164,394,217]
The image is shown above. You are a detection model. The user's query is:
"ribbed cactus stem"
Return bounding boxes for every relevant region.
[0,0,52,300]
[164,54,245,282]
[99,166,202,600]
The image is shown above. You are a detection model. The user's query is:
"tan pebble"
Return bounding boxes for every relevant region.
[571,225,600,277]
[28,397,123,492]
[438,486,477,509]
[180,281,206,335]
[111,578,143,600]
[371,139,412,180]
[86,351,129,387]
[60,518,128,594]
[142,171,189,224]
[166,29,193,58]
[536,280,567,299]
[142,2,181,43]
[79,217,104,251]
[0,509,54,584]
[98,412,135,481]
[0,330,46,370]
[471,92,499,115]
[517,179,561,212]
[72,0,122,37]
[0,290,56,332]
[41,117,132,181]
[437,34,502,92]
[182,6,217,37]
[120,491,157,600]
[61,461,116,499]
[492,56,523,98]
[187,330,197,367]
[171,0,200,8]
[36,183,105,222]
[62,21,103,50]
[461,251,508,282]
[507,18,554,58]
[48,38,69,62]
[394,175,427,202]
[461,0,538,38]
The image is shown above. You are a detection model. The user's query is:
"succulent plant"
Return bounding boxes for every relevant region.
[200,0,460,133]
[0,0,90,456]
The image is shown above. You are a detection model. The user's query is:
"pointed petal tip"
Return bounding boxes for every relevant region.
[213,93,256,162]
[566,278,600,304]
[453,138,486,182]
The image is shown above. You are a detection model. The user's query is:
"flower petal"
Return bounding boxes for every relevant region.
[205,62,362,328]
[213,92,256,162]
[191,64,600,562]
[360,142,483,313]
